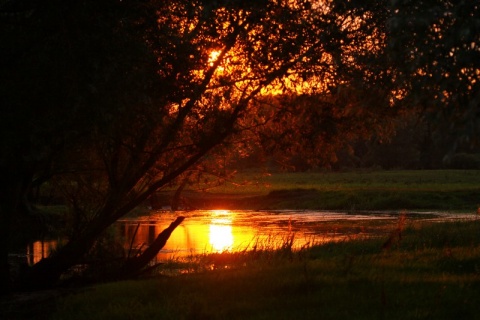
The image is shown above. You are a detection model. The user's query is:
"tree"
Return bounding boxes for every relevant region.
[386,0,480,151]
[1,0,399,291]
[248,87,398,170]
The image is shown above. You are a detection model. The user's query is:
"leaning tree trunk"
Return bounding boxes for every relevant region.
[120,216,185,277]
[19,225,103,290]
[171,177,190,211]
[19,216,185,290]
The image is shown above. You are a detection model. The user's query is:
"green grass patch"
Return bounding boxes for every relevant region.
[217,169,480,192]
[200,170,480,212]
[51,220,480,320]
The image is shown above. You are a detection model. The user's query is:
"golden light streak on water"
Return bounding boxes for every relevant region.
[159,210,260,258]
[23,210,372,264]
[209,224,233,251]
[26,240,57,266]
[208,210,233,251]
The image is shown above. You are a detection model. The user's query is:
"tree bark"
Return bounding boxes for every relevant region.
[19,216,185,289]
[19,227,101,290]
[171,177,190,211]
[120,216,185,277]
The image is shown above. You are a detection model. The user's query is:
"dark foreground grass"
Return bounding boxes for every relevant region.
[50,220,480,320]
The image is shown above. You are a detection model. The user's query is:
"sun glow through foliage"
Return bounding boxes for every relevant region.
[208,50,221,67]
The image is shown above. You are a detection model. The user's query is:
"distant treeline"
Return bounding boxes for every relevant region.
[237,117,480,171]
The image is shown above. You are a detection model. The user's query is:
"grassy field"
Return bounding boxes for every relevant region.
[49,220,480,320]
[221,169,480,193]
[186,169,480,212]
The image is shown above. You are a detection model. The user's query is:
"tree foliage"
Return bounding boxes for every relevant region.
[386,0,480,148]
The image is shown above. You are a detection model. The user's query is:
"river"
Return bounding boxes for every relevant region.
[24,209,476,265]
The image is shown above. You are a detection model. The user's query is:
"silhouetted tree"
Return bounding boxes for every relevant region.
[1,0,394,290]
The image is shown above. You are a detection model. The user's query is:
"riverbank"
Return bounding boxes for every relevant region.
[151,170,480,212]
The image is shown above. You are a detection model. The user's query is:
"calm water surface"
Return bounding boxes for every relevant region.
[26,210,475,265]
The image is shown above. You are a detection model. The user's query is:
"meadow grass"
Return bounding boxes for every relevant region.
[204,170,480,212]
[51,219,480,320]
[215,169,480,192]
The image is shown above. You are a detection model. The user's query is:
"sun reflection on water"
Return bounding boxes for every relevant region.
[208,209,234,251]
[209,224,233,251]
[25,209,410,265]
